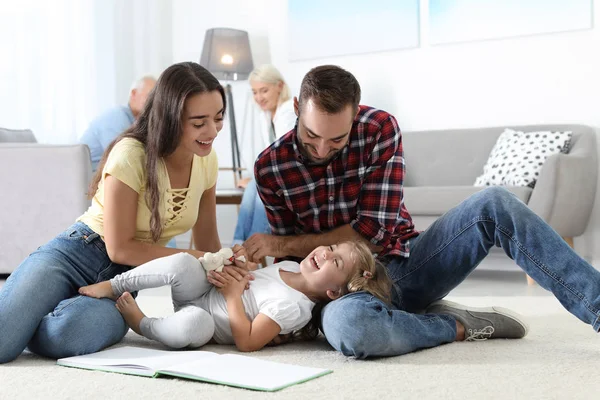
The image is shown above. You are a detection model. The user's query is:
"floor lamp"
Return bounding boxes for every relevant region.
[200,28,254,184]
[224,83,242,182]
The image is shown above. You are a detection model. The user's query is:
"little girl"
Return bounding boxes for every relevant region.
[79,240,391,352]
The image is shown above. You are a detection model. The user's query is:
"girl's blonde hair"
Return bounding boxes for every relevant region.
[293,240,392,341]
[249,64,291,107]
[341,240,392,304]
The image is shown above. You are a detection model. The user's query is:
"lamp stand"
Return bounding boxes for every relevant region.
[224,83,242,182]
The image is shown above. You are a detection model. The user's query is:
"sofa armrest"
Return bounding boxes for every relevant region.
[527,132,598,237]
[0,144,92,274]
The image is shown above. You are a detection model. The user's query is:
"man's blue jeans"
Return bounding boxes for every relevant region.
[0,222,131,363]
[322,187,600,358]
[232,180,270,245]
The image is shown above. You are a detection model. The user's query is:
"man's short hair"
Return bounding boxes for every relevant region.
[298,65,361,114]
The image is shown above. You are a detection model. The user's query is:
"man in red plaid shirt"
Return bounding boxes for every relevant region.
[243,65,600,358]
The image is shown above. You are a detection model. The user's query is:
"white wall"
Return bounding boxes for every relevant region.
[172,0,600,263]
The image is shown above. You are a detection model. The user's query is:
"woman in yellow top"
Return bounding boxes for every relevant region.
[0,62,250,363]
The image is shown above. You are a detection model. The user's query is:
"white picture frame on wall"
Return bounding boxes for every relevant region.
[288,0,420,61]
[429,0,593,45]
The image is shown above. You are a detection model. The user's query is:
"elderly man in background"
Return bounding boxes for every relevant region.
[80,75,156,172]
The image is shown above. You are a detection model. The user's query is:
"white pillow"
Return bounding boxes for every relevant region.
[474,128,572,187]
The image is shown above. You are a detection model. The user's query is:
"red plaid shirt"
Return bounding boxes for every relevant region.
[255,105,417,258]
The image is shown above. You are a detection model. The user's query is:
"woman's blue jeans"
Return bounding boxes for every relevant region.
[232,180,270,245]
[321,187,600,358]
[0,222,131,363]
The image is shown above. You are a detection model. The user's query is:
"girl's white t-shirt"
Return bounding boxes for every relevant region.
[196,261,315,344]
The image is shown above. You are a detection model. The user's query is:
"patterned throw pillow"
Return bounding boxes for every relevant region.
[474,129,572,187]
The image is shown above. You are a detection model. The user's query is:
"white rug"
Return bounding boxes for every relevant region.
[2,294,598,400]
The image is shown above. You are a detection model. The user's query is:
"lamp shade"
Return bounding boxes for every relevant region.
[200,28,254,81]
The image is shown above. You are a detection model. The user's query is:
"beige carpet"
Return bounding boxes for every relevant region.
[2,294,598,400]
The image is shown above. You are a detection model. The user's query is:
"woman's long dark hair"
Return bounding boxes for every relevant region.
[88,62,225,242]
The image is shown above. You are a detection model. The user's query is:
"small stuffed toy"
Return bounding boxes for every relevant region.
[199,248,247,272]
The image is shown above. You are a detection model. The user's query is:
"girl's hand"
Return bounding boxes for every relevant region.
[211,264,254,290]
[266,333,292,347]
[208,269,251,299]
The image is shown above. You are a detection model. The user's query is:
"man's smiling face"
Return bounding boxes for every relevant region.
[295,98,354,165]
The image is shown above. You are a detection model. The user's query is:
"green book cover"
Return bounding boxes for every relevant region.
[57,346,332,392]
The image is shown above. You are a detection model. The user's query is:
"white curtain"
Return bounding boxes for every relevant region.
[0,0,116,143]
[0,0,173,144]
[113,0,173,107]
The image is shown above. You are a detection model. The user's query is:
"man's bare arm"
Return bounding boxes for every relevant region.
[282,224,382,257]
[244,224,382,262]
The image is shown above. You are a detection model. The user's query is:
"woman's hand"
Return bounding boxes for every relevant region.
[208,269,251,299]
[237,177,251,189]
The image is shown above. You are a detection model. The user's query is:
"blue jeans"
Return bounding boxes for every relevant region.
[0,222,131,363]
[321,187,600,358]
[232,180,270,245]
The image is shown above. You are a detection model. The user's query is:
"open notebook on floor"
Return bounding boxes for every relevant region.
[57,346,332,392]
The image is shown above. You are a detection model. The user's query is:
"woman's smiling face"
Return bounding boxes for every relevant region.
[179,90,224,157]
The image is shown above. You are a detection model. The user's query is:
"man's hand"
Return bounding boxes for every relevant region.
[231,244,259,271]
[243,233,285,263]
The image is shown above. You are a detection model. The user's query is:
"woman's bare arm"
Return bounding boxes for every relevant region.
[192,184,221,253]
[103,175,205,266]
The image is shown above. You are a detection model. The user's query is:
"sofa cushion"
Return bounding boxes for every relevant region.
[0,144,91,274]
[474,128,572,187]
[403,186,533,215]
[0,128,36,143]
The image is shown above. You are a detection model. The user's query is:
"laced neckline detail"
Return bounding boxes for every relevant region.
[161,154,196,228]
[165,187,190,226]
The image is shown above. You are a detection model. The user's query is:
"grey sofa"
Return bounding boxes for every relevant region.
[402,125,598,251]
[0,144,92,274]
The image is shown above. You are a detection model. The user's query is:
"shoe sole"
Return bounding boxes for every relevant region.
[429,299,530,337]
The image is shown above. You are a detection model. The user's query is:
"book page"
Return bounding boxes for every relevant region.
[57,346,218,372]
[160,354,332,391]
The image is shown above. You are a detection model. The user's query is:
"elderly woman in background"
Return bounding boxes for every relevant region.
[233,65,296,246]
